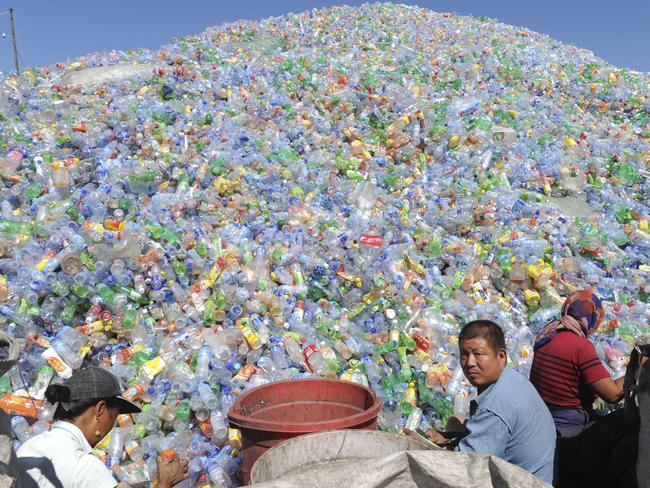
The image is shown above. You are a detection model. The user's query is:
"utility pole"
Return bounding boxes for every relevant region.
[8,7,19,75]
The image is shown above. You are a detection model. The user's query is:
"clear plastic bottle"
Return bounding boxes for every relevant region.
[204,454,232,488]
[11,416,30,443]
[210,410,228,447]
[198,383,219,411]
[302,343,330,376]
[107,427,125,468]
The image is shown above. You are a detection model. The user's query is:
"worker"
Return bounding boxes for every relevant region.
[17,366,188,488]
[550,325,647,487]
[425,320,556,485]
[633,338,649,488]
[530,290,624,437]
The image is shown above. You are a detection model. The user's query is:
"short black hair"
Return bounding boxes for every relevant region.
[458,320,506,353]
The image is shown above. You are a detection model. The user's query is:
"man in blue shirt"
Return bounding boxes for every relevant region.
[426,320,556,484]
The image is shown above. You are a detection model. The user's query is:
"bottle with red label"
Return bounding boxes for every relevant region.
[302,342,330,376]
[411,332,431,353]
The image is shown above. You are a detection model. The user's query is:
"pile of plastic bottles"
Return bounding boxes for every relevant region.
[0,3,648,486]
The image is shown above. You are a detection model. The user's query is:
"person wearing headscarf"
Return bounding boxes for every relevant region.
[530,290,624,437]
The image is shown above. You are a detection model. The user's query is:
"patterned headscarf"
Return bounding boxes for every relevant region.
[534,290,605,350]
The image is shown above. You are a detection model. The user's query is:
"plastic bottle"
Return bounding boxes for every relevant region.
[1,4,649,481]
[198,383,219,411]
[124,436,144,462]
[29,365,55,400]
[11,416,31,443]
[107,427,125,468]
[0,394,43,418]
[453,389,470,418]
[283,336,305,366]
[405,406,422,431]
[219,387,234,418]
[302,343,330,376]
[195,346,212,381]
[204,454,232,488]
[209,410,228,447]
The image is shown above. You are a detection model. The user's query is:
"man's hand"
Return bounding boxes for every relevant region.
[425,429,451,447]
[156,455,189,488]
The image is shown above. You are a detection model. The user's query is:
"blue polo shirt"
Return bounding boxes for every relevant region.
[457,366,556,484]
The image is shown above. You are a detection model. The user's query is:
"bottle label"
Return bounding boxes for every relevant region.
[87,303,102,317]
[283,331,301,342]
[124,439,139,460]
[404,386,417,406]
[0,393,43,418]
[198,419,212,438]
[412,333,431,352]
[100,310,112,324]
[233,364,258,382]
[85,320,106,334]
[405,408,422,431]
[41,348,72,379]
[124,384,143,401]
[302,344,319,373]
[228,428,242,450]
[141,356,166,379]
[292,304,304,322]
[359,234,383,247]
[33,334,50,348]
[238,322,261,349]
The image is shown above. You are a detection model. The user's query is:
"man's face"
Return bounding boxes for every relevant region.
[459,337,506,389]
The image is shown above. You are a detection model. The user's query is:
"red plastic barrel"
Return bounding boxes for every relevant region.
[227,378,381,484]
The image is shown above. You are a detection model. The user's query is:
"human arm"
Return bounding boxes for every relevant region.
[455,408,509,458]
[578,342,624,404]
[420,414,469,449]
[590,375,624,404]
[423,428,456,449]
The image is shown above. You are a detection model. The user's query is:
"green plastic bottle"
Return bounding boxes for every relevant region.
[397,347,412,382]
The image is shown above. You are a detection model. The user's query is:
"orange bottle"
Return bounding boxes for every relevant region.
[122,383,145,401]
[0,393,43,418]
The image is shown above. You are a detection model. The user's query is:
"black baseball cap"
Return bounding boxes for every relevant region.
[57,366,141,414]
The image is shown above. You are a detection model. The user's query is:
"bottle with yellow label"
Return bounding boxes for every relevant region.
[140,356,167,380]
[400,381,417,415]
[228,427,242,453]
[236,318,262,350]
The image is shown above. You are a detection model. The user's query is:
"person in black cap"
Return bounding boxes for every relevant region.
[17,366,188,488]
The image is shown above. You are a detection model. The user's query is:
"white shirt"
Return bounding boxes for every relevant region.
[17,421,117,488]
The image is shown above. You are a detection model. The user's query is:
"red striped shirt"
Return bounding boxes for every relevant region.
[530,330,610,410]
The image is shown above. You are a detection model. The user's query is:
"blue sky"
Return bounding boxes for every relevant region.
[0,0,648,73]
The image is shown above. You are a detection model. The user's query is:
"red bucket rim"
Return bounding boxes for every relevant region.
[227,378,381,433]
